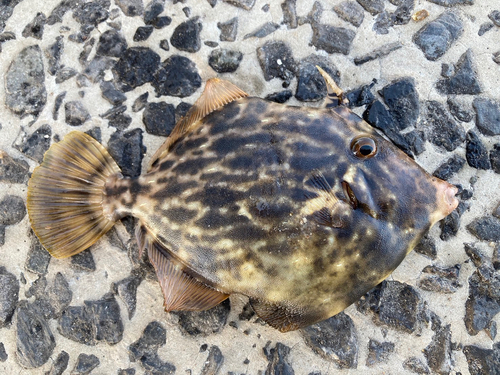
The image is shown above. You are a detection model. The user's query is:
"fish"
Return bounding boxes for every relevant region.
[27,69,458,332]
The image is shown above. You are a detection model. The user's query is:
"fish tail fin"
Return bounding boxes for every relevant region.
[27,131,122,258]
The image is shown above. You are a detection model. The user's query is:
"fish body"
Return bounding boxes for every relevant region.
[27,76,458,332]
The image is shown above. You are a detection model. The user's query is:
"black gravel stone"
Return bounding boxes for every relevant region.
[0,267,19,328]
[144,0,163,24]
[108,128,146,178]
[354,41,402,65]
[0,342,7,362]
[223,0,255,10]
[46,36,64,76]
[65,101,90,126]
[5,45,47,117]
[170,17,202,53]
[72,353,100,374]
[100,81,127,105]
[133,92,149,112]
[301,312,358,368]
[257,40,296,82]
[175,102,192,123]
[310,23,356,55]
[413,12,463,61]
[13,124,51,163]
[366,339,394,366]
[0,151,28,184]
[173,299,230,337]
[244,22,280,39]
[345,82,375,108]
[466,131,491,170]
[58,305,95,345]
[115,0,144,16]
[467,216,500,242]
[391,0,415,25]
[73,1,109,26]
[153,55,202,97]
[464,243,488,269]
[151,15,171,29]
[112,268,144,319]
[217,17,238,42]
[103,106,133,130]
[46,0,78,25]
[473,97,500,136]
[440,201,468,241]
[265,90,293,104]
[380,77,419,130]
[263,342,294,374]
[71,249,96,272]
[96,29,127,57]
[29,273,73,320]
[491,144,500,174]
[295,54,339,102]
[46,351,69,375]
[0,195,26,226]
[114,47,161,91]
[55,68,77,84]
[447,96,473,122]
[478,22,494,36]
[418,264,461,293]
[22,12,46,39]
[297,1,323,26]
[159,38,170,51]
[424,324,453,375]
[334,1,364,27]
[133,25,154,41]
[16,301,55,368]
[208,49,243,73]
[489,10,500,26]
[427,0,473,5]
[25,234,51,276]
[414,235,437,260]
[432,154,465,181]
[118,369,136,375]
[357,0,384,15]
[282,0,297,29]
[463,343,500,375]
[403,357,431,374]
[200,345,224,375]
[436,49,482,95]
[143,102,176,136]
[424,100,465,152]
[404,130,426,156]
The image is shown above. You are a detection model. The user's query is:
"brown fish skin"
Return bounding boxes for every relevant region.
[27,77,458,332]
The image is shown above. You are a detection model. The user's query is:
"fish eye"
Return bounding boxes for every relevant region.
[350,136,377,159]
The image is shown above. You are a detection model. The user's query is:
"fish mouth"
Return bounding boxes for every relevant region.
[430,178,459,224]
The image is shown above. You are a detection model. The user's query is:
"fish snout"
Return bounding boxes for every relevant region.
[432,178,459,222]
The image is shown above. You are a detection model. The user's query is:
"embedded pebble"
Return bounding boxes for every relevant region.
[73,1,109,26]
[257,40,296,82]
[45,351,69,375]
[345,83,375,108]
[463,343,500,375]
[113,47,161,91]
[45,36,64,76]
[5,45,47,117]
[413,12,463,61]
[115,0,144,17]
[143,102,176,136]
[107,128,146,178]
[333,1,365,27]
[13,124,51,163]
[65,101,90,126]
[356,0,384,15]
[427,0,473,5]
[467,216,500,242]
[133,92,149,112]
[265,90,293,104]
[72,353,100,375]
[281,0,298,29]
[380,77,419,130]
[478,22,494,36]
[0,342,7,362]
[301,312,358,368]
[100,81,127,105]
[170,17,202,53]
[310,23,356,55]
[172,299,230,337]
[96,29,127,57]
[0,151,29,184]
[295,54,339,102]
[447,96,474,122]
[217,17,238,42]
[25,234,51,275]
[208,49,243,73]
[200,345,224,375]
[418,264,461,293]
[144,0,164,24]
[152,55,202,97]
[58,305,95,345]
[489,10,500,26]
[28,273,72,320]
[22,12,46,39]
[440,201,467,240]
[491,144,500,174]
[175,102,192,123]
[118,369,136,375]
[112,269,144,319]
[354,42,402,65]
[16,301,55,368]
[223,0,255,10]
[403,357,431,374]
[366,339,394,366]
[432,154,465,181]
[466,131,491,170]
[70,249,96,272]
[244,22,279,39]
[424,100,465,152]
[263,342,294,374]
[414,235,437,260]
[436,49,482,95]
[134,25,154,41]
[0,195,26,226]
[473,97,500,136]
[0,267,19,328]
[423,324,453,375]
[298,1,323,26]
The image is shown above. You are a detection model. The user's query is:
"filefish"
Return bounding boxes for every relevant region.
[27,69,458,332]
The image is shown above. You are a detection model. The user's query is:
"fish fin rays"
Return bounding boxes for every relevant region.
[250,298,307,333]
[148,78,248,170]
[140,226,229,311]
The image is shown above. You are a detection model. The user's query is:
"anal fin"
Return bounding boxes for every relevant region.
[250,298,307,333]
[142,227,229,311]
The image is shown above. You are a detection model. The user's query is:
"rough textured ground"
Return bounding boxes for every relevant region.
[0,0,500,374]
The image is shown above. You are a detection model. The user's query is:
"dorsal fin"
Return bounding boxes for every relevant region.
[148,78,248,170]
[316,66,349,108]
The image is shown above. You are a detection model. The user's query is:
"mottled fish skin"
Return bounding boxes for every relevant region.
[104,97,454,326]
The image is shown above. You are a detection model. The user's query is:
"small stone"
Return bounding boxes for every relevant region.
[25,234,51,276]
[96,29,127,57]
[56,67,78,83]
[45,36,64,76]
[380,77,419,130]
[414,235,437,260]
[463,343,500,375]
[263,342,294,374]
[427,0,473,5]
[22,12,46,39]
[0,267,19,328]
[257,40,296,82]
[413,12,463,61]
[86,293,124,344]
[464,243,487,268]
[217,17,238,42]
[47,0,78,25]
[440,201,467,240]
[310,23,356,55]
[447,96,473,122]
[391,0,415,25]
[13,124,51,163]
[100,81,127,105]
[101,106,132,130]
[58,305,95,345]
[366,339,395,366]
[424,324,453,375]
[334,1,365,27]
[71,249,96,272]
[404,130,426,156]
[418,264,461,293]
[491,144,500,174]
[345,82,375,108]
[489,10,500,26]
[118,369,136,375]
[144,0,163,24]
[436,49,482,95]
[6,45,47,117]
[115,0,144,17]
[466,131,491,170]
[170,17,202,53]
[73,1,109,25]
[152,16,172,29]
[112,269,144,319]
[356,0,384,15]
[282,0,298,29]
[486,320,497,340]
[424,100,465,152]
[432,155,465,181]
[16,301,55,368]
[207,0,217,7]
[473,97,500,136]
[108,128,146,178]
[223,0,255,10]
[175,102,192,123]
[0,342,7,362]
[295,54,339,102]
[46,351,69,375]
[72,353,100,374]
[0,151,29,184]
[143,102,176,136]
[133,93,149,112]
[204,41,218,47]
[301,312,358,368]
[354,41,402,65]
[200,345,224,375]
[373,11,393,34]
[65,101,90,126]
[265,90,293,104]
[159,39,169,51]
[113,47,161,91]
[467,216,500,242]
[478,22,494,36]
[0,195,26,226]
[152,55,202,97]
[208,49,243,73]
[133,25,154,41]
[244,22,279,39]
[403,357,430,374]
[173,299,230,337]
